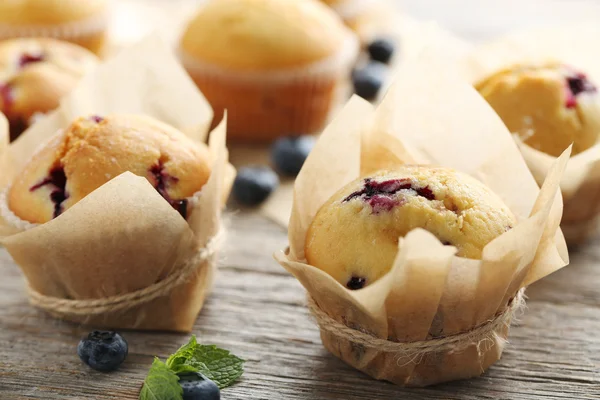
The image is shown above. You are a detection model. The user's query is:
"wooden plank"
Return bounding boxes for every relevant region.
[0,212,599,399]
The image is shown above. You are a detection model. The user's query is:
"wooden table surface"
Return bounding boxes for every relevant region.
[2,1,600,399]
[1,212,599,399]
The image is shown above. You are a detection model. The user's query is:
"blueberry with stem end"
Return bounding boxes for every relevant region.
[352,62,386,101]
[367,38,395,64]
[77,331,128,372]
[233,166,279,206]
[179,372,220,400]
[271,135,315,176]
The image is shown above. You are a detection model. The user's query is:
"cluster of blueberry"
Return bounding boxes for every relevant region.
[232,135,316,206]
[352,37,396,101]
[77,331,219,399]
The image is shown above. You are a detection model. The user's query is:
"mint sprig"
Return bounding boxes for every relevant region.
[140,336,244,400]
[139,358,182,400]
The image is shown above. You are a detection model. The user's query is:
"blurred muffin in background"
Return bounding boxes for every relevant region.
[0,38,98,141]
[477,63,600,157]
[320,0,383,42]
[180,0,359,142]
[0,0,110,55]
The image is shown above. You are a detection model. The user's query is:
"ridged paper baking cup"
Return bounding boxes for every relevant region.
[0,188,39,232]
[0,12,109,54]
[0,12,109,40]
[181,34,359,140]
[180,33,360,84]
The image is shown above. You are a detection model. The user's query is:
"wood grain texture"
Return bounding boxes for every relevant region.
[0,212,599,400]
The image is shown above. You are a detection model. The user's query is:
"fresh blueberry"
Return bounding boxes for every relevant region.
[233,166,279,206]
[77,331,128,372]
[179,372,220,400]
[352,62,386,101]
[367,38,395,64]
[271,136,315,176]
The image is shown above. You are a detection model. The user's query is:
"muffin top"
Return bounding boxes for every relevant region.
[476,63,600,157]
[0,38,98,140]
[305,166,516,290]
[8,114,212,224]
[180,0,352,71]
[0,0,108,25]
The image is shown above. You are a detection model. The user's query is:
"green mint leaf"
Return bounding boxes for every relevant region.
[185,345,245,389]
[139,358,182,400]
[166,335,245,389]
[166,335,198,372]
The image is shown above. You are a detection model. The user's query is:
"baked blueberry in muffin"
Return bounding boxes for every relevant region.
[8,114,212,223]
[476,64,600,157]
[0,38,98,141]
[305,166,516,289]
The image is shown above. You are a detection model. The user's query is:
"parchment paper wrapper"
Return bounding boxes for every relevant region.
[462,22,600,243]
[275,54,569,386]
[0,35,234,332]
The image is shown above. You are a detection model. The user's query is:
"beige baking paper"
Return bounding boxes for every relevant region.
[276,53,569,386]
[462,22,600,242]
[0,113,9,188]
[0,34,232,332]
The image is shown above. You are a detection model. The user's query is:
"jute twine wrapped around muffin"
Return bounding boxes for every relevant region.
[0,36,234,332]
[275,54,569,386]
[462,22,600,244]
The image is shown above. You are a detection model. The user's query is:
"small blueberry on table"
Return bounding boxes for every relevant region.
[367,37,396,64]
[179,372,220,400]
[232,166,279,206]
[271,135,316,176]
[77,331,128,372]
[352,62,386,101]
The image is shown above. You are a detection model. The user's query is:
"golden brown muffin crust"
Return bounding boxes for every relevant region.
[0,0,108,25]
[181,0,351,71]
[305,166,516,289]
[8,114,212,224]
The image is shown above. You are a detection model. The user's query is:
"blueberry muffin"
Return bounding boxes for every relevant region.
[8,114,212,224]
[476,64,600,157]
[0,0,109,54]
[0,38,98,141]
[305,166,516,289]
[180,0,358,141]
